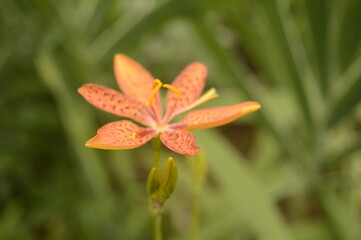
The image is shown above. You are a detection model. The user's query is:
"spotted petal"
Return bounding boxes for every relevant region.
[165,63,207,117]
[78,84,154,126]
[85,120,157,150]
[171,102,261,130]
[114,54,161,116]
[160,129,200,156]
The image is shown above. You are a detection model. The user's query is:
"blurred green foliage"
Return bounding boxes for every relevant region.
[1,0,361,239]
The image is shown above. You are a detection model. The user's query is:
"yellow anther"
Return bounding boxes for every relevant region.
[152,79,162,88]
[148,79,163,106]
[148,79,181,107]
[182,88,218,111]
[163,84,181,99]
[195,88,218,105]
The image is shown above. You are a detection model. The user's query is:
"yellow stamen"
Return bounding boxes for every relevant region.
[167,88,218,119]
[191,88,218,107]
[148,80,182,106]
[163,84,181,99]
[152,79,162,88]
[148,79,163,106]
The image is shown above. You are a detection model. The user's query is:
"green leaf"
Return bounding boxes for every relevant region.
[303,0,330,95]
[338,0,361,71]
[327,76,361,127]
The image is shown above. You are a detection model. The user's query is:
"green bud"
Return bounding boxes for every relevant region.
[159,157,178,202]
[147,167,160,196]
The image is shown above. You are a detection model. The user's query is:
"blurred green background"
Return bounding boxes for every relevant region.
[1,0,361,239]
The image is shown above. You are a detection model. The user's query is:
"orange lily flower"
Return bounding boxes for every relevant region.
[78,54,261,156]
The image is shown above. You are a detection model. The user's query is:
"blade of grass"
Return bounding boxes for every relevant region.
[91,0,184,61]
[226,4,288,87]
[255,0,316,147]
[337,0,361,72]
[327,55,361,127]
[191,15,314,174]
[317,190,361,240]
[90,0,246,61]
[35,48,112,199]
[191,14,361,240]
[196,129,294,240]
[327,76,361,128]
[322,136,361,166]
[303,0,330,96]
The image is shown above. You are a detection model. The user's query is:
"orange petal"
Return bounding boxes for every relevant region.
[165,62,207,117]
[78,84,153,126]
[171,101,261,130]
[160,129,200,156]
[114,54,162,116]
[85,120,157,150]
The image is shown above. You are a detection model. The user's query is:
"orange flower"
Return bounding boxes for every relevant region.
[78,54,261,156]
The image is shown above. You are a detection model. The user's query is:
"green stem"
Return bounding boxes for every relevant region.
[189,152,206,240]
[150,137,163,240]
[152,212,163,240]
[152,137,162,169]
[191,191,200,240]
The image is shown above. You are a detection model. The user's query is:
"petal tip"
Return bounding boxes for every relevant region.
[84,136,97,148]
[114,54,130,67]
[187,146,201,156]
[192,62,207,68]
[85,135,112,149]
[77,83,95,95]
[84,137,117,150]
[114,54,136,66]
[244,101,261,113]
[114,53,127,59]
[188,62,208,76]
[77,84,86,94]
